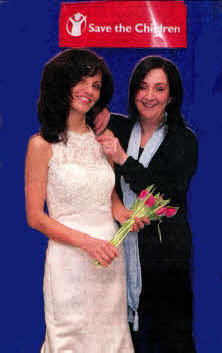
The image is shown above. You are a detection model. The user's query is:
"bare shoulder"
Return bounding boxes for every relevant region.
[27,133,52,161]
[26,134,52,166]
[28,133,51,151]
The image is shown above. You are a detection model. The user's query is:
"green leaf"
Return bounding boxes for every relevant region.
[149,216,161,221]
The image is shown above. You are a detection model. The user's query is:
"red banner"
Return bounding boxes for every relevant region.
[59,1,187,48]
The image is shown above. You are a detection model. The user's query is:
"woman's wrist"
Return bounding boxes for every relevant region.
[116,152,128,166]
[75,232,91,250]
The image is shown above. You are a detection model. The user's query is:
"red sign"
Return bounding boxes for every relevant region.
[59,1,187,48]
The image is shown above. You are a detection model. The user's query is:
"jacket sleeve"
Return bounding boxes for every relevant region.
[118,128,198,199]
[107,113,129,136]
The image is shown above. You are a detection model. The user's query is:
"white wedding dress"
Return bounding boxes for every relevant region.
[40,129,134,353]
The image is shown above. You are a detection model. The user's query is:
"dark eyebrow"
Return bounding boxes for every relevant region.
[139,81,168,85]
[155,82,168,85]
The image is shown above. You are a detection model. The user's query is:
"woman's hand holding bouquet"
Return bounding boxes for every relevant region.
[95,185,178,268]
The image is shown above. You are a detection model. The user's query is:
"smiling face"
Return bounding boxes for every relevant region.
[135,68,171,125]
[70,71,102,115]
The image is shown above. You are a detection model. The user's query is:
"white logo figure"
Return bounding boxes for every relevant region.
[66,12,87,37]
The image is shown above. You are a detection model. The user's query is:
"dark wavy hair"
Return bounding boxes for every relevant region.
[37,48,113,143]
[128,56,186,127]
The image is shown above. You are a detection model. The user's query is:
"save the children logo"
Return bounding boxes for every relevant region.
[66,11,181,37]
[60,2,187,48]
[66,13,87,37]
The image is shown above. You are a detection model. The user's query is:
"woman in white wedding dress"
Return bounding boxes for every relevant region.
[25,49,140,353]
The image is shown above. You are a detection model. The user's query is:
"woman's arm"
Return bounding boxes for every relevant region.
[25,135,118,266]
[119,129,198,196]
[93,107,128,136]
[97,128,198,199]
[108,158,149,229]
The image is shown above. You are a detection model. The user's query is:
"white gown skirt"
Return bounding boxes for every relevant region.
[40,210,134,353]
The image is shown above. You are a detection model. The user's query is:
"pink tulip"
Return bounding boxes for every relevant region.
[155,207,166,216]
[165,207,177,218]
[145,195,156,207]
[138,190,149,200]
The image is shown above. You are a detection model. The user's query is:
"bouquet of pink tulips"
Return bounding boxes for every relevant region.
[95,185,178,268]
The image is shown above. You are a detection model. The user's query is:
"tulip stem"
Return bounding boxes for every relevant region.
[157,220,162,243]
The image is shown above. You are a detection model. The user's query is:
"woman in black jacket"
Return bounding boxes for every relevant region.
[96,56,198,353]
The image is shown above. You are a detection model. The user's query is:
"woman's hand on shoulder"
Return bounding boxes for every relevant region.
[94,107,110,135]
[96,133,128,165]
[99,128,114,139]
[81,236,118,267]
[25,134,52,228]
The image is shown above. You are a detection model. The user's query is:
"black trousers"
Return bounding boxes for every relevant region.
[130,267,196,353]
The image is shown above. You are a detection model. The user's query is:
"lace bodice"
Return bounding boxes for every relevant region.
[46,129,115,221]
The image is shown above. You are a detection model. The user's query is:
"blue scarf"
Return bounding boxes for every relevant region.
[121,117,168,331]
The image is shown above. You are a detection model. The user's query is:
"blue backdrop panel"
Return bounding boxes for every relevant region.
[0,1,221,352]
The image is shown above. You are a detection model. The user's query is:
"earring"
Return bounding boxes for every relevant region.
[168,98,172,104]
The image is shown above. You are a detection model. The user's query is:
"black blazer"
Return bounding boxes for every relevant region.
[108,113,198,273]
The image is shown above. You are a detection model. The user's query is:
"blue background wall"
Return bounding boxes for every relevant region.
[0,1,222,352]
